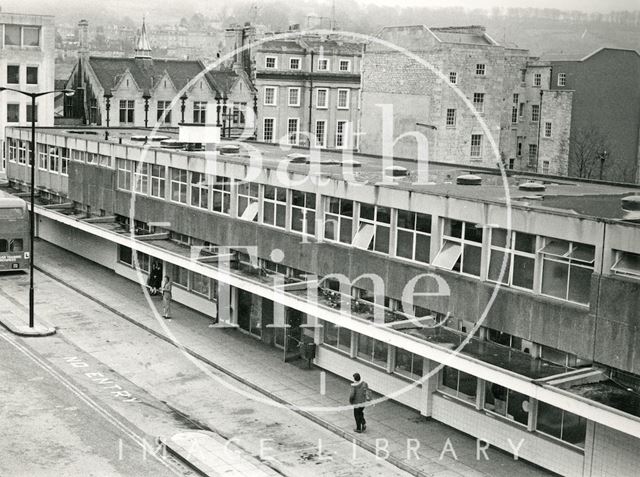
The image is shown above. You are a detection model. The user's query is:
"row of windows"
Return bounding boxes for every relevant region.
[5,64,38,85]
[6,103,38,123]
[264,86,350,110]
[263,117,349,148]
[0,238,23,252]
[111,166,600,306]
[264,56,352,72]
[117,99,246,125]
[320,319,586,448]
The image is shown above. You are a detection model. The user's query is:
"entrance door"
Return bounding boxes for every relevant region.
[283,308,304,362]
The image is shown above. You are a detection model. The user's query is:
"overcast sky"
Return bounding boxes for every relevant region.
[1,0,637,18]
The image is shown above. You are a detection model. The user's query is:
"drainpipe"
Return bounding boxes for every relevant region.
[535,89,543,172]
[308,50,314,147]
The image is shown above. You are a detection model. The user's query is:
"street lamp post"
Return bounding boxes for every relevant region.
[143,92,151,128]
[103,92,112,128]
[179,93,188,124]
[599,150,609,180]
[0,87,75,328]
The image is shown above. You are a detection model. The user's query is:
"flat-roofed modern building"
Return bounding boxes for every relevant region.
[0,12,55,171]
[4,125,640,476]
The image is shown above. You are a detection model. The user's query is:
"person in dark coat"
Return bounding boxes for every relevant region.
[349,372,370,433]
[148,261,162,295]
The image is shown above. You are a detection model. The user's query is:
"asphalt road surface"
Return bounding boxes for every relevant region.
[0,332,184,477]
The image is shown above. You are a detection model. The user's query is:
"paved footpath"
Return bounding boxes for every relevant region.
[8,240,552,477]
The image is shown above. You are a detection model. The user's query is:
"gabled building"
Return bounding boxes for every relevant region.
[65,19,255,135]
[359,25,573,174]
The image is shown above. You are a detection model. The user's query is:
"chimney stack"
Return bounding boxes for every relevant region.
[78,19,89,56]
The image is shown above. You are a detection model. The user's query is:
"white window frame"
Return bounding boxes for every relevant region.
[116,158,133,191]
[336,120,348,148]
[317,58,329,71]
[338,59,351,72]
[539,238,595,305]
[611,250,640,279]
[472,93,484,113]
[287,87,301,107]
[263,117,276,143]
[169,168,188,204]
[264,86,277,106]
[156,100,172,124]
[354,203,391,255]
[150,165,166,199]
[193,101,207,123]
[316,88,328,109]
[211,176,231,215]
[291,190,316,236]
[533,72,542,87]
[7,138,17,163]
[557,73,567,87]
[262,185,287,229]
[315,120,327,147]
[433,219,483,277]
[189,171,209,209]
[531,104,540,122]
[487,229,536,291]
[395,210,432,264]
[289,57,301,70]
[60,147,69,176]
[237,182,260,221]
[265,56,277,69]
[133,162,149,195]
[48,147,59,173]
[286,117,300,146]
[337,89,350,109]
[470,134,483,158]
[445,108,456,127]
[324,197,353,244]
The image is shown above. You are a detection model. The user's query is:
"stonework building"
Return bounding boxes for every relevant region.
[0,12,55,170]
[549,47,640,182]
[359,25,572,174]
[65,19,255,135]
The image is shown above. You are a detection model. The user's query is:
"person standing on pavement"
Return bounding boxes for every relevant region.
[349,373,370,433]
[148,261,162,296]
[161,275,172,319]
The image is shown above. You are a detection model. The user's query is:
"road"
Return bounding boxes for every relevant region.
[0,331,185,477]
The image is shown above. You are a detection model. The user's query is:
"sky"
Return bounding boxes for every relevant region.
[360,0,639,12]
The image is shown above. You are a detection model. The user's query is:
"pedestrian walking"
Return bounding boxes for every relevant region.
[161,275,172,319]
[147,261,162,295]
[349,372,370,433]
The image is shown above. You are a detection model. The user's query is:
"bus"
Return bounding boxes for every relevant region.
[0,189,29,273]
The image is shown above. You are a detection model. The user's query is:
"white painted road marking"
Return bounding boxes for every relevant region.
[63,356,140,403]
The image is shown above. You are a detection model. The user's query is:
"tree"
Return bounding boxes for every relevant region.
[569,126,609,179]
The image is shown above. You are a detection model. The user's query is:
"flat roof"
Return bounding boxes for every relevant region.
[11,126,640,223]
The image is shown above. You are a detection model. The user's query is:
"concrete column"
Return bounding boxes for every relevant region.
[420,358,440,417]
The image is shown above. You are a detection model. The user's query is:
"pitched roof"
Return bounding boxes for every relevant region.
[205,68,243,95]
[88,56,217,94]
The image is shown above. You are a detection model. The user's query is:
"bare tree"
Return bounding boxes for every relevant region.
[568,126,610,180]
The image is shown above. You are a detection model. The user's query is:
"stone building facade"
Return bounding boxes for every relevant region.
[359,25,571,173]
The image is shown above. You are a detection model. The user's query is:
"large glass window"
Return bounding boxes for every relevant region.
[170,168,188,204]
[433,219,482,276]
[150,165,166,198]
[488,229,536,290]
[193,101,207,123]
[354,204,391,254]
[133,163,149,194]
[540,239,594,304]
[262,185,287,228]
[263,118,275,142]
[4,25,20,46]
[6,65,19,84]
[212,176,231,214]
[60,148,69,176]
[116,159,133,190]
[172,265,189,288]
[322,321,351,353]
[536,402,586,448]
[237,182,259,221]
[23,27,40,46]
[26,66,38,85]
[48,147,59,173]
[394,349,423,380]
[484,382,529,426]
[324,197,353,244]
[156,100,171,124]
[611,250,640,279]
[118,245,133,266]
[315,120,326,147]
[356,334,388,368]
[7,103,19,123]
[291,191,315,235]
[119,100,134,124]
[396,210,431,263]
[189,172,209,209]
[190,272,210,297]
[286,118,299,145]
[439,366,477,401]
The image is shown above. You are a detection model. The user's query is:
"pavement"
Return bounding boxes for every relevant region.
[0,283,55,336]
[2,239,553,477]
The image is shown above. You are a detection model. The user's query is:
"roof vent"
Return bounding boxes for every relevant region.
[384,165,409,177]
[518,181,546,192]
[159,139,185,149]
[621,195,640,221]
[149,135,170,142]
[456,174,482,185]
[219,144,241,154]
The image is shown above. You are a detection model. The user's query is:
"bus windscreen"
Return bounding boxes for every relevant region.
[0,207,24,219]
